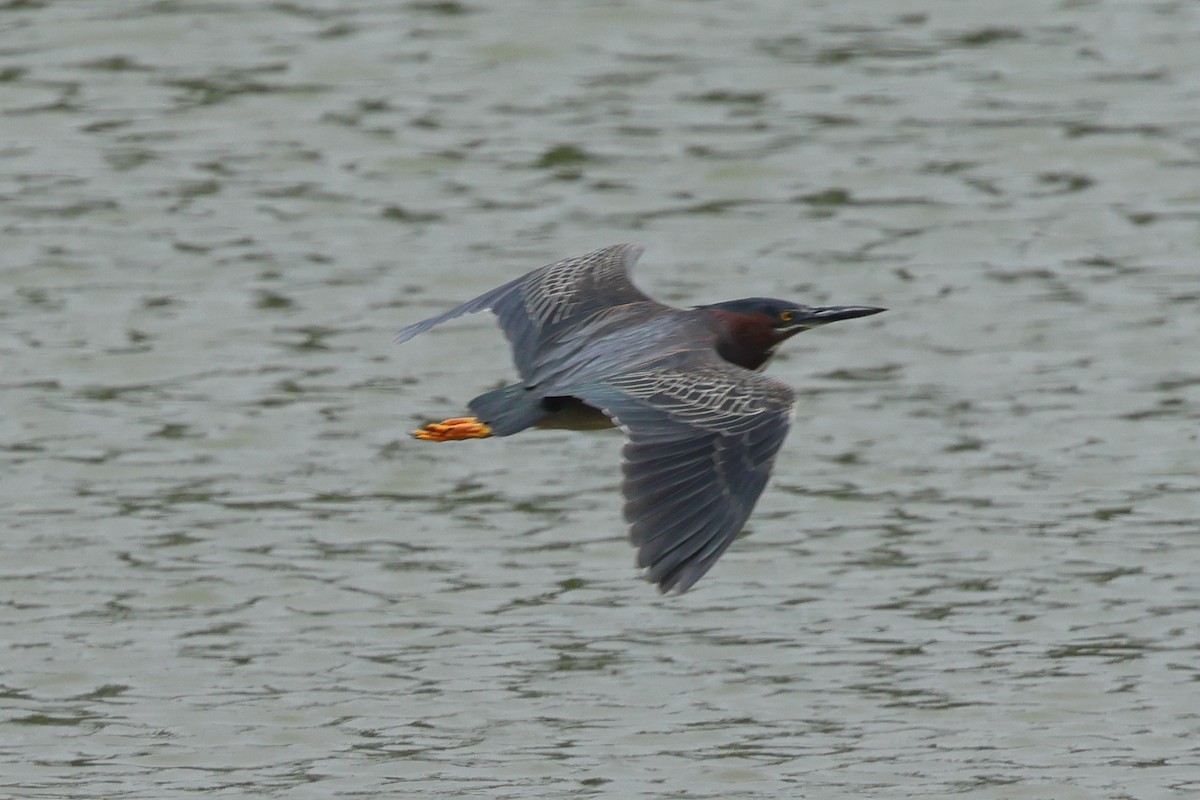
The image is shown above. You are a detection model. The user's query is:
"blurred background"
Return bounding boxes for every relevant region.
[1,1,1197,797]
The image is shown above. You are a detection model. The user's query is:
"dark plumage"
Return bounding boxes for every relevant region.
[396,244,884,593]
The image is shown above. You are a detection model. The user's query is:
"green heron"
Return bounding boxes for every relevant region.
[396,244,884,593]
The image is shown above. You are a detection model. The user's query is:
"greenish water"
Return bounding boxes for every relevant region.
[2,1,1198,797]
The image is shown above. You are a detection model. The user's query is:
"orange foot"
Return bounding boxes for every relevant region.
[413,417,493,442]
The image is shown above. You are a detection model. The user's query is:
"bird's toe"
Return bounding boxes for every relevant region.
[413,417,493,441]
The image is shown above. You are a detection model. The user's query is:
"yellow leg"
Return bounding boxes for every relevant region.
[413,416,493,442]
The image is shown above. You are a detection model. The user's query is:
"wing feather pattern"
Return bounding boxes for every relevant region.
[395,244,661,382]
[574,353,794,592]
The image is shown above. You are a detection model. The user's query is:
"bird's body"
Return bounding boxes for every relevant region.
[396,244,883,593]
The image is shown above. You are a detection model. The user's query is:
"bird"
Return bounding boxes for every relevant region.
[395,244,884,593]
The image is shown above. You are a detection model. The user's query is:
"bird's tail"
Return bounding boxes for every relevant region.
[468,383,550,437]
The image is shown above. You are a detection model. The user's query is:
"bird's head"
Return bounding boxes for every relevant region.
[703,297,885,336]
[699,297,885,370]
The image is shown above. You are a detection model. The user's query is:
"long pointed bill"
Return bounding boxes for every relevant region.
[803,305,887,326]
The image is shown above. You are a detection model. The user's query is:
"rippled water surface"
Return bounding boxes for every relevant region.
[2,1,1199,797]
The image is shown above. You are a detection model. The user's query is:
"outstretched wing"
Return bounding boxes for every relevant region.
[394,244,664,380]
[573,352,795,593]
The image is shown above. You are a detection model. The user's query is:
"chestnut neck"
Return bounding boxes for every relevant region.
[703,308,796,372]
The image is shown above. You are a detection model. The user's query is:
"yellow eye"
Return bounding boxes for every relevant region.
[779,310,794,323]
